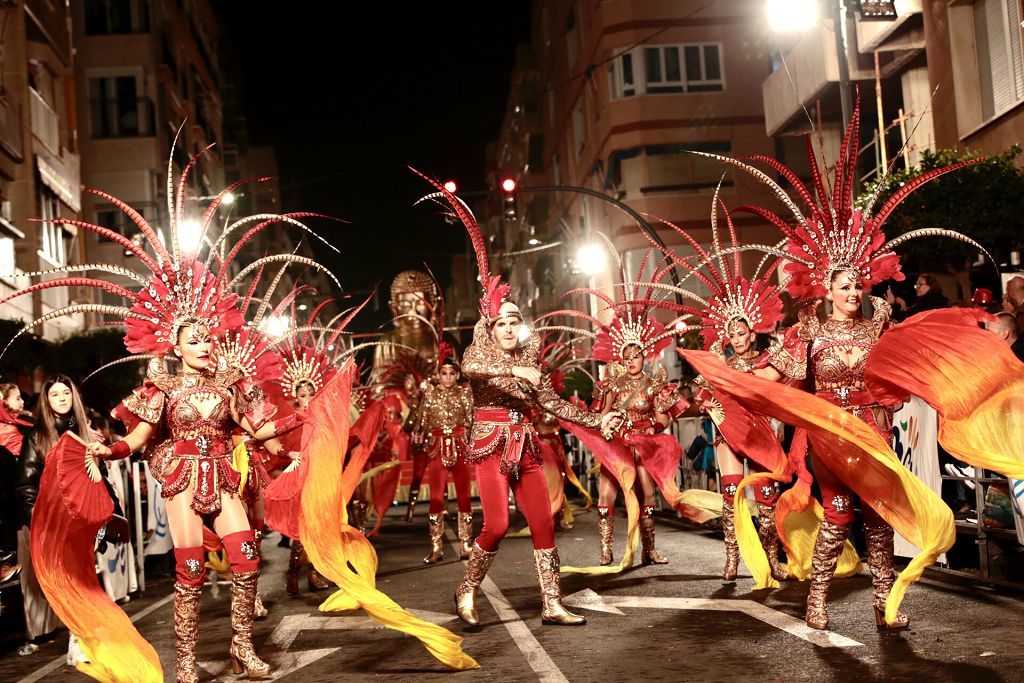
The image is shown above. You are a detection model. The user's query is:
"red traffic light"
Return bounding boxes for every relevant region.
[443,180,458,194]
[501,178,517,193]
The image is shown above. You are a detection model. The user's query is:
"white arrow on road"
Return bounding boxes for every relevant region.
[563,589,863,649]
[199,608,458,680]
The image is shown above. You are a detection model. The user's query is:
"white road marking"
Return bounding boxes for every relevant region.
[563,588,863,648]
[16,592,175,683]
[199,608,459,679]
[446,531,570,683]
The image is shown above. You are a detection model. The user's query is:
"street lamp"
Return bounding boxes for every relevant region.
[260,315,289,337]
[576,243,607,276]
[765,0,818,32]
[178,219,203,254]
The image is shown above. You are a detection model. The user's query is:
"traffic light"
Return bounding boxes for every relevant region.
[500,177,518,221]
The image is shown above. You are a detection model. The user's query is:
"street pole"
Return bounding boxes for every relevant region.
[833,0,853,129]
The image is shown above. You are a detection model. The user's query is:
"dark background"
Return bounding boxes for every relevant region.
[212,4,533,299]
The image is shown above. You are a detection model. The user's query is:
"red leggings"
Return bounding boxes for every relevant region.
[410,449,430,492]
[475,454,555,551]
[428,457,473,514]
[813,452,885,526]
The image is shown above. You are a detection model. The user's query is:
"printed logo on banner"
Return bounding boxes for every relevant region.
[892,417,920,470]
[154,506,168,538]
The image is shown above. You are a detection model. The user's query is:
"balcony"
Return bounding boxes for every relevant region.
[89,97,156,139]
[763,21,882,135]
[856,0,923,53]
[29,88,59,153]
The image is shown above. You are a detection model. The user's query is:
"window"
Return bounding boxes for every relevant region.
[0,237,14,276]
[96,206,145,237]
[38,187,67,266]
[972,0,1024,120]
[610,44,724,98]
[89,75,154,138]
[84,0,150,35]
[644,142,732,193]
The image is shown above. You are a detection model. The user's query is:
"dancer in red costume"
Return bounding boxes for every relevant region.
[681,99,999,631]
[413,170,622,626]
[411,345,474,562]
[0,144,338,682]
[534,246,706,572]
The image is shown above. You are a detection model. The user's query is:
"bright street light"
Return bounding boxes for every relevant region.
[528,238,541,246]
[766,0,818,32]
[443,180,458,194]
[576,243,607,276]
[178,219,203,254]
[298,304,308,311]
[221,192,236,205]
[260,315,290,337]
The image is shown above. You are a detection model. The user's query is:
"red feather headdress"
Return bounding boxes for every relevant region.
[411,168,518,322]
[1,134,341,360]
[694,96,991,302]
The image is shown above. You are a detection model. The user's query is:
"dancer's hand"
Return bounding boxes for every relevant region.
[86,442,111,458]
[511,366,542,386]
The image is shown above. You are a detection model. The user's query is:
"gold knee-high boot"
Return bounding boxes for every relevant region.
[864,523,910,631]
[756,503,789,582]
[228,570,271,678]
[173,582,202,683]
[721,499,739,582]
[640,506,668,565]
[805,521,851,630]
[424,513,445,564]
[454,543,497,625]
[598,508,614,566]
[534,547,586,625]
[457,513,474,560]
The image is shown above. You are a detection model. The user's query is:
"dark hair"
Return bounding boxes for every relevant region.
[918,273,943,296]
[34,374,93,454]
[439,358,461,374]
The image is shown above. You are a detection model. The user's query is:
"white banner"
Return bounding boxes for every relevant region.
[98,459,137,599]
[891,397,945,562]
[144,462,174,556]
[1009,479,1024,546]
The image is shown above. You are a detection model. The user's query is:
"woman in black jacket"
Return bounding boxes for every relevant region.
[15,375,94,656]
[886,273,950,322]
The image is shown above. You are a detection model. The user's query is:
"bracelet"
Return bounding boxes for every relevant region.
[106,440,132,460]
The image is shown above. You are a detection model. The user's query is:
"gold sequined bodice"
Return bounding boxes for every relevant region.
[165,375,234,441]
[605,372,661,423]
[725,352,759,373]
[798,300,888,393]
[415,384,473,432]
[462,320,600,430]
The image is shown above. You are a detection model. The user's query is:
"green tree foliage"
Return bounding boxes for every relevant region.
[858,146,1024,272]
[561,367,594,404]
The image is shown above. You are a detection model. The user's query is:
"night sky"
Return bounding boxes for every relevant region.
[212,4,533,301]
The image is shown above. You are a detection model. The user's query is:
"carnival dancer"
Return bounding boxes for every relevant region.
[681,99,1000,631]
[0,144,339,681]
[414,170,622,626]
[534,245,709,572]
[411,344,474,563]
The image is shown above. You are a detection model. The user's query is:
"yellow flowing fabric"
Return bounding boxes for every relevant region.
[298,362,478,670]
[32,434,162,682]
[683,350,954,625]
[866,308,1024,479]
[560,421,640,574]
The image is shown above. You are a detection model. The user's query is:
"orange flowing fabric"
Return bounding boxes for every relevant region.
[297,362,478,670]
[866,308,1024,479]
[32,434,162,682]
[626,431,721,524]
[560,421,640,574]
[683,350,954,625]
[367,416,407,537]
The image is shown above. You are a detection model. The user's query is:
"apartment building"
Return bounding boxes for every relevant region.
[0,1,83,342]
[480,0,781,378]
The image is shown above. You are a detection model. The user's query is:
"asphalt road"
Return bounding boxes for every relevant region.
[3,506,1024,682]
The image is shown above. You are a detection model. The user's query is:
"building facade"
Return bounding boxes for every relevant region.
[481,0,781,377]
[0,0,83,343]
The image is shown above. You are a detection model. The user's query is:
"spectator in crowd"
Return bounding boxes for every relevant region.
[0,382,29,582]
[986,312,1024,362]
[886,273,949,321]
[1004,276,1024,327]
[15,375,95,657]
